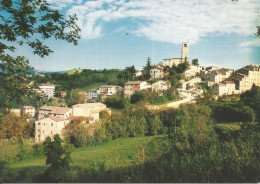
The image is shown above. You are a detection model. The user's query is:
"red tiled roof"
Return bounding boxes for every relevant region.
[39,106,71,114]
[23,106,35,109]
[49,116,65,122]
[40,83,55,86]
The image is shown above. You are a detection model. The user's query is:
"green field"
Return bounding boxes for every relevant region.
[1,135,166,183]
[63,68,83,75]
[217,122,242,131]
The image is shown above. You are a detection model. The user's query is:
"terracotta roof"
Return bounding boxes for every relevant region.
[40,83,55,86]
[23,106,35,109]
[49,116,65,122]
[72,103,106,109]
[39,106,71,114]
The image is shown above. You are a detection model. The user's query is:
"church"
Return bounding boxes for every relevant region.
[162,42,189,68]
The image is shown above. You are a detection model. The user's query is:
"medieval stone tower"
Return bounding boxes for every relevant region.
[181,42,188,61]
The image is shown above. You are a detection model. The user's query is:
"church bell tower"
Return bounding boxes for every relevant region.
[181,42,188,61]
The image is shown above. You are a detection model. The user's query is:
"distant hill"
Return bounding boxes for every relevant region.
[63,68,83,75]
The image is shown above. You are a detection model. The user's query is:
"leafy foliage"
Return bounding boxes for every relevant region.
[0,112,33,141]
[33,135,73,182]
[0,0,80,108]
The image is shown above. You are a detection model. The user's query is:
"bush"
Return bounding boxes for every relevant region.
[0,138,20,163]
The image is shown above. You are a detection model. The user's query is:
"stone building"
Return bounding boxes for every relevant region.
[98,85,123,96]
[152,80,171,92]
[201,68,233,83]
[162,42,189,67]
[211,81,236,96]
[150,65,164,79]
[232,65,260,92]
[184,64,203,78]
[38,106,72,120]
[124,81,151,98]
[71,103,111,121]
[35,116,70,143]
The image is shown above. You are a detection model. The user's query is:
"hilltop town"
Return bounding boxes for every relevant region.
[8,42,260,144]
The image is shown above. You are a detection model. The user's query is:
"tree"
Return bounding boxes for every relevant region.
[0,112,33,142]
[142,57,152,80]
[192,58,199,65]
[33,135,73,182]
[0,0,81,109]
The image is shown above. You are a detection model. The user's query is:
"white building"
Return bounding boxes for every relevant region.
[22,106,35,117]
[88,88,99,100]
[35,116,70,143]
[201,68,233,83]
[72,103,111,121]
[98,85,123,96]
[232,65,260,92]
[184,65,203,78]
[124,81,151,98]
[150,65,164,79]
[152,80,171,92]
[38,106,72,120]
[39,83,55,99]
[211,81,236,96]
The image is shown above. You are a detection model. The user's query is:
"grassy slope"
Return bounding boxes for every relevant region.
[2,135,165,182]
[217,122,242,131]
[63,68,83,75]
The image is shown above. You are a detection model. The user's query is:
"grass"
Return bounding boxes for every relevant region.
[63,68,83,75]
[217,122,242,131]
[1,135,166,183]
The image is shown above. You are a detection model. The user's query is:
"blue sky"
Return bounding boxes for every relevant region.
[16,0,260,71]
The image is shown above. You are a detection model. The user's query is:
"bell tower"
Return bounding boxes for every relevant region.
[181,42,188,61]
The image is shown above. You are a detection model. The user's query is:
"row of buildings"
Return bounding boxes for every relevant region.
[35,102,110,143]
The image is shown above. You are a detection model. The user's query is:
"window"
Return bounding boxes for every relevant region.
[184,43,187,47]
[38,123,40,125]
[51,123,53,126]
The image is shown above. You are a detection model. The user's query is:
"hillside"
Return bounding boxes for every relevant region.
[63,68,83,75]
[1,135,166,183]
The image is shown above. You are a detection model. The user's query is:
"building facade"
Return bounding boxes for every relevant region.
[232,65,260,92]
[22,106,36,117]
[124,81,151,98]
[38,106,72,120]
[39,83,55,99]
[35,116,70,143]
[152,80,170,92]
[150,65,164,79]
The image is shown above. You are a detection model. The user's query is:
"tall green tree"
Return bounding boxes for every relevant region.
[0,0,81,109]
[142,57,152,80]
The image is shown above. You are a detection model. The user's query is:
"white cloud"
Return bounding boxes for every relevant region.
[240,39,260,47]
[59,0,260,44]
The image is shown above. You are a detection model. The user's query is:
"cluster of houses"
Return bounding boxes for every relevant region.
[36,42,260,100]
[34,102,111,143]
[15,41,259,143]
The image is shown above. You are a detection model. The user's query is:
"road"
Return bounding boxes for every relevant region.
[145,89,203,110]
